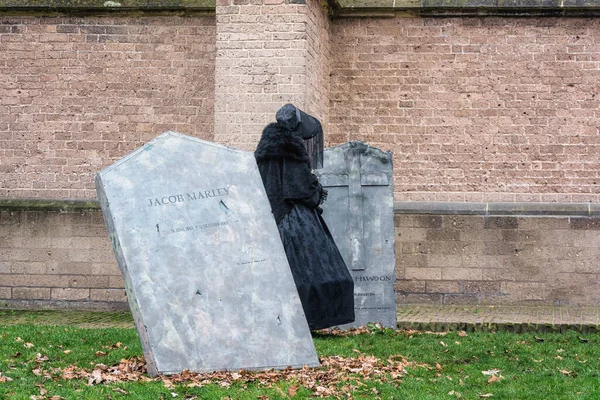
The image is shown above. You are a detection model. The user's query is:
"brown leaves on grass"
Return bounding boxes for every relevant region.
[54,353,425,398]
[314,327,449,338]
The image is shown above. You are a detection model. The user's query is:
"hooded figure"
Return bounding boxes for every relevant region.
[255,104,355,330]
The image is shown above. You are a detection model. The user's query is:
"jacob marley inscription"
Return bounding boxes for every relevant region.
[95,132,318,376]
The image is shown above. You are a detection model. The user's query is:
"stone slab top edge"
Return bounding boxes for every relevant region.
[0,0,215,13]
[328,140,393,159]
[96,131,247,177]
[2,197,600,217]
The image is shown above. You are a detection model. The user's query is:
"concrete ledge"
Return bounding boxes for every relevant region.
[0,198,100,212]
[330,0,600,17]
[0,0,214,13]
[2,198,600,217]
[394,201,600,217]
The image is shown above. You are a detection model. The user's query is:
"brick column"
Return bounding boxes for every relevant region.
[214,0,330,150]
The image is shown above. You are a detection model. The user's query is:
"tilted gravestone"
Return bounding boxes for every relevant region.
[316,141,397,328]
[95,132,319,376]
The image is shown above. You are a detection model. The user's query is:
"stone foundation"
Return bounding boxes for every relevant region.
[395,211,600,306]
[0,209,124,310]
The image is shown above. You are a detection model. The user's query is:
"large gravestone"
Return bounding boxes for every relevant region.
[316,141,397,328]
[95,132,319,376]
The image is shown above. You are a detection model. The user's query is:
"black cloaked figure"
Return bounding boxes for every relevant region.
[255,104,355,330]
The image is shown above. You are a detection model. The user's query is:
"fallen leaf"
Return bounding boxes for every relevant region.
[457,331,468,337]
[32,368,42,376]
[559,369,572,376]
[36,354,49,362]
[24,342,34,349]
[14,337,23,342]
[95,351,107,357]
[478,394,494,398]
[63,350,72,355]
[579,336,589,343]
[112,388,128,394]
[533,359,543,363]
[534,336,544,343]
[440,341,448,347]
[288,385,299,397]
[170,393,178,398]
[36,384,47,395]
[88,368,104,385]
[487,375,502,384]
[436,362,443,371]
[555,355,563,360]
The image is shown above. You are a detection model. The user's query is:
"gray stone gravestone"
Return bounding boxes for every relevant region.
[316,141,397,328]
[95,131,319,376]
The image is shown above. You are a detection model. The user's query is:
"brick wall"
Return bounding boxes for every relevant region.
[395,214,600,306]
[330,17,600,203]
[305,0,331,130]
[0,15,216,200]
[213,0,331,150]
[3,9,600,311]
[0,209,123,309]
[213,0,309,149]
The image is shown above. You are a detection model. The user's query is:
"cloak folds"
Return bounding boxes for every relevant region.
[255,121,355,330]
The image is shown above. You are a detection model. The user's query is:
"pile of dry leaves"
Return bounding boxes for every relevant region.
[51,351,430,398]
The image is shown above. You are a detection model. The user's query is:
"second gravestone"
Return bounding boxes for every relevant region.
[95,132,319,376]
[316,141,397,329]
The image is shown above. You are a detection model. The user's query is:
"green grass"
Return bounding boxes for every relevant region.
[1,324,600,399]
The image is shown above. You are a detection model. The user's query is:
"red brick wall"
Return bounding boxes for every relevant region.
[305,0,331,131]
[0,15,215,200]
[330,17,600,202]
[213,1,309,149]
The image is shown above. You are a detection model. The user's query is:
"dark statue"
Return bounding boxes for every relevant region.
[255,104,355,330]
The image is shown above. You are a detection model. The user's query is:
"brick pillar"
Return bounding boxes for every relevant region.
[214,0,330,150]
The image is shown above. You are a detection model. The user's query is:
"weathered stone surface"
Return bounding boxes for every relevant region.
[95,132,318,376]
[316,141,396,328]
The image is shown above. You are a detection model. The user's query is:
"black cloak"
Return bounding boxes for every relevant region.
[255,120,355,330]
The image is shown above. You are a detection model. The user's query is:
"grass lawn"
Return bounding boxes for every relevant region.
[1,320,600,399]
